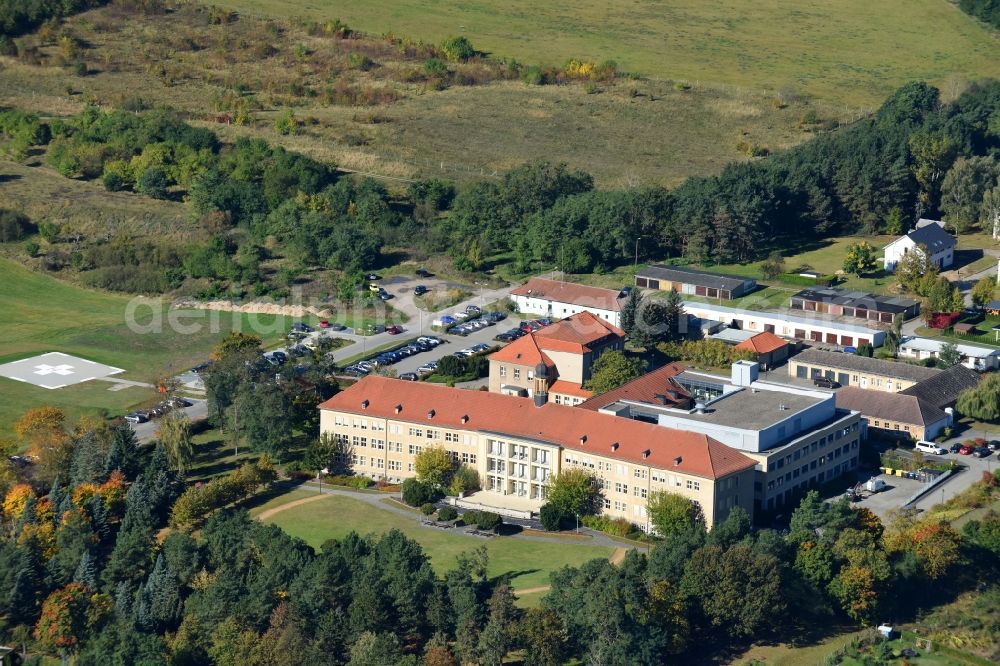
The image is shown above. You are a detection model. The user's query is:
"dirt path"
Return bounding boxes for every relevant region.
[607,547,628,565]
[256,493,329,522]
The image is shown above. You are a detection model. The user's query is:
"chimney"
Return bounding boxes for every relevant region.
[579,435,587,445]
[394,404,402,414]
[361,400,369,409]
[461,415,469,424]
[427,409,435,419]
[673,456,682,466]
[642,449,651,459]
[610,442,619,452]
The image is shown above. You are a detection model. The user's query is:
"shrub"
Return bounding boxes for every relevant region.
[449,465,480,495]
[136,166,170,199]
[274,109,299,136]
[0,209,35,242]
[25,241,40,257]
[347,52,375,70]
[437,506,458,521]
[402,478,437,507]
[441,36,474,61]
[422,57,449,78]
[169,457,276,528]
[460,510,479,526]
[520,65,545,85]
[581,514,633,537]
[539,502,566,531]
[420,502,436,516]
[475,511,502,532]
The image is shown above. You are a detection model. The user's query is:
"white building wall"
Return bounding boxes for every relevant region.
[512,294,621,327]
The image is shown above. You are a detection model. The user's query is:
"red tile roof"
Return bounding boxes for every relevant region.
[319,376,755,480]
[534,311,625,353]
[490,311,625,364]
[548,380,593,399]
[488,334,555,367]
[578,362,691,411]
[511,278,624,312]
[735,331,788,355]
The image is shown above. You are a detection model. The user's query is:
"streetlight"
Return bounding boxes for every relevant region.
[318,467,329,495]
[634,236,645,270]
[575,513,580,533]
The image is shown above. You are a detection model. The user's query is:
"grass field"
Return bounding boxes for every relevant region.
[0,257,305,439]
[253,489,615,591]
[0,6,835,188]
[214,0,1000,107]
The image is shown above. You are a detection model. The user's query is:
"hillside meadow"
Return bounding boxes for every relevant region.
[212,0,1000,107]
[0,3,838,188]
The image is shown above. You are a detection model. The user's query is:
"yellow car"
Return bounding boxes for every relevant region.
[368,282,381,293]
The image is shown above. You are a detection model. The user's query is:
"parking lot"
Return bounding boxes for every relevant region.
[341,310,534,382]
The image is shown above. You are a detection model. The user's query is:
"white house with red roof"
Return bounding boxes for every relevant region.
[511,277,626,327]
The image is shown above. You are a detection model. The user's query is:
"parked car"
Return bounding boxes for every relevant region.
[959,445,974,455]
[621,286,632,297]
[974,447,992,458]
[379,291,392,301]
[328,322,346,331]
[417,362,437,374]
[494,333,513,342]
[471,343,490,353]
[414,285,428,296]
[415,268,431,277]
[387,325,403,335]
[168,397,192,408]
[989,440,1000,452]
[950,443,963,454]
[417,336,442,346]
[319,320,330,328]
[271,351,287,363]
[399,372,418,381]
[124,412,148,424]
[813,376,840,389]
[466,305,482,315]
[484,311,506,323]
[369,282,382,293]
[292,322,313,333]
[365,273,381,281]
[915,441,947,455]
[192,362,212,373]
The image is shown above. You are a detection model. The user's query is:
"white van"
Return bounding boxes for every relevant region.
[915,440,946,455]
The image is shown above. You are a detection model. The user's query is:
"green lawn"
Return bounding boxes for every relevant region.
[214,0,1000,107]
[254,490,615,591]
[0,257,303,439]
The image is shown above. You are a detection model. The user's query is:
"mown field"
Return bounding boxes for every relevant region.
[253,490,616,593]
[0,257,303,439]
[213,0,1000,107]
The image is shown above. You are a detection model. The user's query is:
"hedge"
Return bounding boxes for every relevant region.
[402,478,438,507]
[462,510,502,531]
[420,503,436,515]
[169,457,276,528]
[437,506,458,521]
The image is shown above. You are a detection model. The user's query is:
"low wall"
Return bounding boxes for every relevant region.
[901,467,956,509]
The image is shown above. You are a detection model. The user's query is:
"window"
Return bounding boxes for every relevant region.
[426,429,439,439]
[685,480,700,491]
[499,366,506,378]
[445,432,458,443]
[408,444,423,456]
[513,368,521,380]
[409,428,423,438]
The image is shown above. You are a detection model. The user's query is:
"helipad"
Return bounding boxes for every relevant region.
[0,352,125,390]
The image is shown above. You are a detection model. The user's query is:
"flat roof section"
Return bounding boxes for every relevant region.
[668,386,824,431]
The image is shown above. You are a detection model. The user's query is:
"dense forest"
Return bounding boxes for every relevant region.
[2,397,999,664]
[960,0,1000,30]
[4,80,1000,297]
[0,0,109,38]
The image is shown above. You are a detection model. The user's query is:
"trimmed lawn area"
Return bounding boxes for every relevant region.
[254,490,615,591]
[0,257,298,439]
